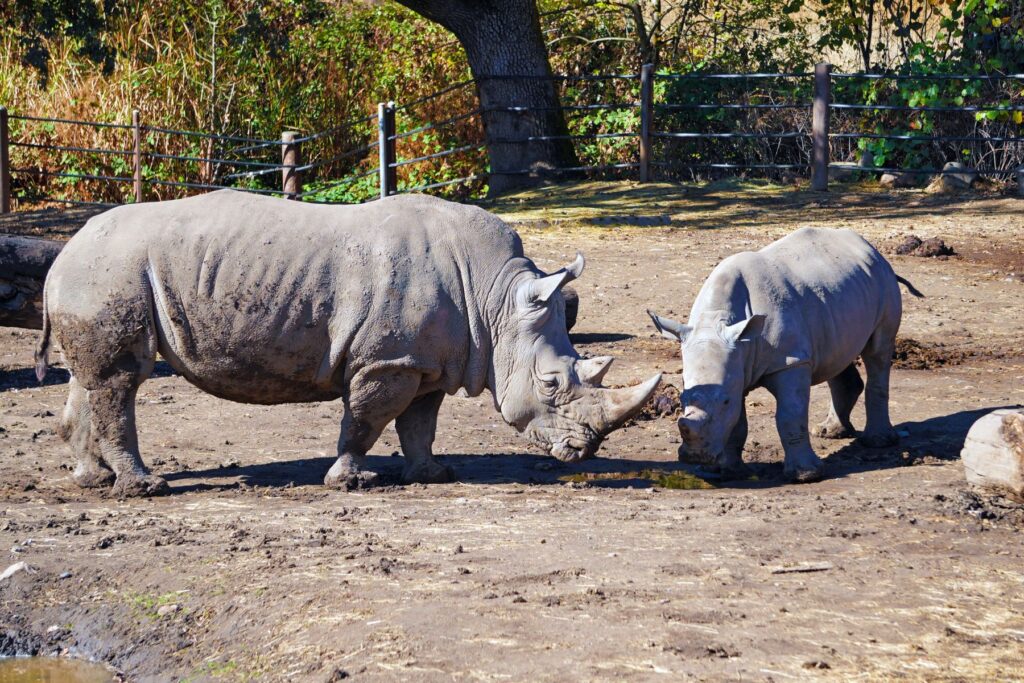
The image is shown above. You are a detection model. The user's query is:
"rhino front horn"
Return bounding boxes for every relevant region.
[595,373,662,434]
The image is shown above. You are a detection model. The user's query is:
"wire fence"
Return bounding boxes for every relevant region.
[3,63,1024,213]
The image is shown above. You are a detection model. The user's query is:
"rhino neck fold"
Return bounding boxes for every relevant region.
[480,260,535,416]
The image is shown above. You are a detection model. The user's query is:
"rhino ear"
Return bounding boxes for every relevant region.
[648,309,691,343]
[722,314,766,344]
[563,252,585,281]
[521,270,573,305]
[577,356,613,386]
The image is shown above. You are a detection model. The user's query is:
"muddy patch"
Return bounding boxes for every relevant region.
[936,489,1024,531]
[626,383,680,425]
[895,235,956,258]
[892,337,972,370]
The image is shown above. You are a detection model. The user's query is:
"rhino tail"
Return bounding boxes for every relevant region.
[34,285,50,383]
[895,274,924,299]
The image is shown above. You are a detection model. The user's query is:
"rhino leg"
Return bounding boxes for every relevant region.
[715,402,751,480]
[765,367,824,483]
[89,386,169,497]
[325,369,420,490]
[815,363,863,439]
[396,390,455,485]
[59,377,115,488]
[857,331,899,448]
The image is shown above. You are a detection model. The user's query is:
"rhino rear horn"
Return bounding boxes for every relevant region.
[594,373,662,434]
[577,356,613,386]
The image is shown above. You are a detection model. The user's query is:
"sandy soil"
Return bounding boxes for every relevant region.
[1,181,1023,682]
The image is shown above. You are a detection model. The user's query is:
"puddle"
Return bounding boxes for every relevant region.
[0,658,115,683]
[560,469,718,489]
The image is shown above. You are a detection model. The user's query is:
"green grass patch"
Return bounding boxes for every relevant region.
[559,469,716,490]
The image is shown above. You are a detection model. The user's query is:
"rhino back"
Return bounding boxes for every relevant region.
[50,191,520,403]
[697,227,899,383]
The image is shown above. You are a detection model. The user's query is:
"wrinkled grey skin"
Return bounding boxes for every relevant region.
[649,227,914,483]
[36,190,660,496]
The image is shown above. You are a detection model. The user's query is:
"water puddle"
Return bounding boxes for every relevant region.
[0,657,115,683]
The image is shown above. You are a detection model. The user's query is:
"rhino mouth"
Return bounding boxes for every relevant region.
[524,425,602,462]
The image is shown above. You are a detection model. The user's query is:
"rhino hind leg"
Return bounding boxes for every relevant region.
[396,390,455,485]
[765,366,824,483]
[89,385,169,497]
[815,364,864,439]
[857,331,899,448]
[325,368,421,490]
[60,377,115,488]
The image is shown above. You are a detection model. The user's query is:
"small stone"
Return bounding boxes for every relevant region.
[511,595,527,603]
[803,660,831,669]
[58,571,73,580]
[533,461,555,471]
[220,458,240,469]
[157,604,180,617]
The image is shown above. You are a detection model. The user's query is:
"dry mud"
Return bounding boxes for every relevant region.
[1,182,1023,681]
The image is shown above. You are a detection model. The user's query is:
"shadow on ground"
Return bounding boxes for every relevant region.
[0,361,178,392]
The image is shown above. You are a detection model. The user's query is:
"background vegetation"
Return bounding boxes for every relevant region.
[1,0,1022,204]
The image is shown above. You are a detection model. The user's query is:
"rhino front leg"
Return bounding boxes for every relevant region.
[764,367,824,483]
[325,369,420,490]
[59,377,115,488]
[858,332,899,448]
[396,390,456,485]
[815,363,863,439]
[89,386,169,497]
[716,402,751,480]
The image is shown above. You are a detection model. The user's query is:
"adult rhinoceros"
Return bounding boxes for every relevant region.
[35,191,659,496]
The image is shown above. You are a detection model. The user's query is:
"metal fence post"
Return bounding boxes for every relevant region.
[639,64,654,183]
[378,102,397,198]
[811,63,831,192]
[132,110,143,203]
[281,131,301,200]
[1,107,11,213]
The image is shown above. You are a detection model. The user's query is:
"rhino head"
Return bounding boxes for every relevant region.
[491,254,661,462]
[648,310,765,465]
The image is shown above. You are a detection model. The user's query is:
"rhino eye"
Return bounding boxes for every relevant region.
[539,375,559,395]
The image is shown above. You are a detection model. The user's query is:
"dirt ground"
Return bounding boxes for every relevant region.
[1,181,1023,682]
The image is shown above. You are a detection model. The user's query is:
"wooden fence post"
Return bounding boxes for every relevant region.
[0,107,11,214]
[811,63,831,192]
[378,102,397,198]
[132,109,143,203]
[639,64,654,183]
[281,131,301,200]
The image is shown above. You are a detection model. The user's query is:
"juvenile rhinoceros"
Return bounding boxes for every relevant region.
[36,190,659,496]
[648,227,921,482]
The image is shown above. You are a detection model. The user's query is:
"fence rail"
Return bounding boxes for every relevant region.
[3,62,1024,213]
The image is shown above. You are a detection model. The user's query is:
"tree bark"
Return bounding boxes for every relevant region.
[0,235,63,329]
[395,0,578,194]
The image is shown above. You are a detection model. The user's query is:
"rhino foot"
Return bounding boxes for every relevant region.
[857,430,899,448]
[784,465,825,483]
[402,461,456,485]
[72,462,116,489]
[814,420,856,440]
[714,461,753,481]
[324,470,380,491]
[111,474,170,498]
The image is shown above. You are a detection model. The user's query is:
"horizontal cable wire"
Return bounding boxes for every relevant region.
[483,103,639,113]
[656,103,811,110]
[394,80,477,111]
[18,194,120,207]
[144,151,283,168]
[288,113,379,144]
[9,114,134,130]
[390,143,486,169]
[657,72,812,80]
[831,103,1024,112]
[401,174,485,193]
[492,162,640,175]
[10,141,134,155]
[145,179,287,195]
[293,141,381,172]
[487,132,635,144]
[144,125,277,145]
[826,164,1019,175]
[294,167,381,198]
[390,109,483,141]
[833,72,1024,81]
[653,131,806,139]
[830,132,1024,143]
[12,168,135,183]
[651,161,809,170]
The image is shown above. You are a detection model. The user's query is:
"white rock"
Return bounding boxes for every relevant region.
[0,561,32,582]
[961,409,1024,501]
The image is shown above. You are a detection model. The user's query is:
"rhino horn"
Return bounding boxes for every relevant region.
[593,373,662,434]
[577,355,614,386]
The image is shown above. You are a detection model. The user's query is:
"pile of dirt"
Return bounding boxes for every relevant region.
[626,383,680,425]
[936,490,1024,531]
[892,337,971,370]
[895,235,956,258]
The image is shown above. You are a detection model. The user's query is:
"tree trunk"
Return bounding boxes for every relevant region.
[0,235,63,329]
[395,0,578,194]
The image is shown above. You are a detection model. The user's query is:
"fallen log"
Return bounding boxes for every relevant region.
[962,409,1024,502]
[0,235,64,329]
